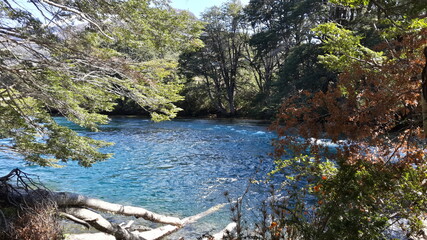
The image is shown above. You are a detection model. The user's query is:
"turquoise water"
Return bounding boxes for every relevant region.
[0,117,275,236]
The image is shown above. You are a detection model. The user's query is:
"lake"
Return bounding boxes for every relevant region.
[0,117,276,237]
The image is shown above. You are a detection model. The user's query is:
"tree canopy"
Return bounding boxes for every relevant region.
[267,0,427,238]
[0,0,203,167]
[1,0,427,238]
[179,0,249,116]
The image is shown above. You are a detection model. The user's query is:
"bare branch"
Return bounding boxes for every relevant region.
[59,212,91,229]
[39,0,114,40]
[51,192,183,226]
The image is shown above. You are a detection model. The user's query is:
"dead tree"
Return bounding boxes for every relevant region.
[0,169,235,240]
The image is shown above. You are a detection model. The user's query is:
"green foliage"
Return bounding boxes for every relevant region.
[178,90,214,117]
[313,23,385,72]
[90,0,204,60]
[331,0,427,20]
[277,44,335,97]
[269,155,427,239]
[243,0,334,114]
[329,0,369,7]
[0,92,112,167]
[381,18,427,39]
[245,0,328,42]
[0,0,203,166]
[179,0,248,116]
[264,0,427,239]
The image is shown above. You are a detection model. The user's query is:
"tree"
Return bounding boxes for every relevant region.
[267,0,427,238]
[179,0,248,116]
[0,2,237,239]
[244,0,335,111]
[0,0,203,167]
[0,169,230,240]
[178,0,338,118]
[242,28,282,103]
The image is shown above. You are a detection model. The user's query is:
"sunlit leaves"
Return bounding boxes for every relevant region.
[313,23,385,72]
[0,0,203,167]
[329,0,369,7]
[382,18,427,38]
[268,0,427,237]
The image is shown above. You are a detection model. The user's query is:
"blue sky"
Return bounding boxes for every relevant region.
[13,0,249,23]
[170,0,250,18]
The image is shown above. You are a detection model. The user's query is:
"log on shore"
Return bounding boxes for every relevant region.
[1,169,228,240]
[52,192,182,226]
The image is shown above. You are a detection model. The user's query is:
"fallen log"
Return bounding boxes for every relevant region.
[3,188,227,240]
[200,222,237,240]
[65,203,228,240]
[52,192,182,226]
[211,222,237,240]
[1,169,228,240]
[59,212,91,229]
[63,208,117,235]
[138,203,227,240]
[65,233,115,240]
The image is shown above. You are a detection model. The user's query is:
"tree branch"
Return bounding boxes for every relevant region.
[52,192,183,226]
[59,212,91,229]
[39,0,114,40]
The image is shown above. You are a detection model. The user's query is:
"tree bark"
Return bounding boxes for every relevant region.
[211,222,237,240]
[423,98,427,137]
[64,203,227,240]
[1,169,227,240]
[421,47,427,136]
[51,191,182,226]
[66,233,115,240]
[63,208,141,240]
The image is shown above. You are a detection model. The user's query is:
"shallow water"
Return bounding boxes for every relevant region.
[0,117,276,237]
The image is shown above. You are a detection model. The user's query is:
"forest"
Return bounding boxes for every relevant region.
[0,0,427,239]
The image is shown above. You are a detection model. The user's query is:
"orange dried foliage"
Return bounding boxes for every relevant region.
[272,28,427,165]
[270,221,278,229]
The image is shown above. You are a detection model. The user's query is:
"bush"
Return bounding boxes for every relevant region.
[1,200,63,240]
[265,155,427,240]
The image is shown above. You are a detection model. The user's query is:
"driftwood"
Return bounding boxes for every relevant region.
[200,222,237,240]
[211,222,237,240]
[64,203,227,240]
[52,191,183,226]
[0,169,228,240]
[65,233,116,240]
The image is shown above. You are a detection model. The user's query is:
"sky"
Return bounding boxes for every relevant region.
[9,0,250,25]
[170,0,250,18]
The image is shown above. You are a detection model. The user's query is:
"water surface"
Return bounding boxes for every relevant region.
[0,117,275,237]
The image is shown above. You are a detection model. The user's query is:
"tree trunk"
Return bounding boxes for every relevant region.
[1,169,228,240]
[51,192,182,226]
[211,222,237,240]
[423,98,427,137]
[226,83,236,116]
[228,97,236,116]
[3,189,227,240]
[64,203,227,240]
[422,47,427,136]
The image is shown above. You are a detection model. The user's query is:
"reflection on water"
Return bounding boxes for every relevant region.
[0,117,276,237]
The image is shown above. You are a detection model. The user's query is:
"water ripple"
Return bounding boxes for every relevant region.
[0,118,276,235]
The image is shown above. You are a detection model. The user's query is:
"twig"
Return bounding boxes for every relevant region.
[39,0,114,40]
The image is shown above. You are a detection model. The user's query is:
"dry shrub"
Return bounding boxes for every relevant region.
[0,169,63,240]
[2,200,63,240]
